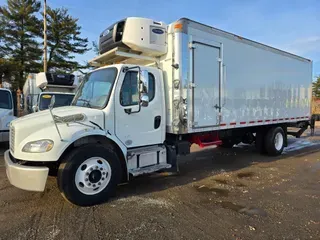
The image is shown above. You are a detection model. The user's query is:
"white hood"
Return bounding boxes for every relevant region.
[10,106,106,161]
[12,106,105,139]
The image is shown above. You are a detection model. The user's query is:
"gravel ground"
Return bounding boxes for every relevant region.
[0,129,319,240]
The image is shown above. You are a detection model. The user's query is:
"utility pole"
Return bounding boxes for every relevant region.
[43,0,47,72]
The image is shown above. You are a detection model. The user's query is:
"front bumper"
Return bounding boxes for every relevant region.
[4,150,49,191]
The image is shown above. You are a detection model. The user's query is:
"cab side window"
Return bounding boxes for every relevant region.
[120,71,155,106]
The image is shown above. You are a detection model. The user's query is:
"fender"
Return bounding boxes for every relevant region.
[59,128,127,159]
[58,128,129,181]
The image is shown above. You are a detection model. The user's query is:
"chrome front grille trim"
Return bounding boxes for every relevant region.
[10,126,15,153]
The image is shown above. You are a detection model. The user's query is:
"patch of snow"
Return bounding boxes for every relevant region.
[283,139,318,154]
[233,143,252,149]
[234,138,319,154]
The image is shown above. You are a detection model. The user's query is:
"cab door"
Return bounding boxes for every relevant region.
[114,67,164,148]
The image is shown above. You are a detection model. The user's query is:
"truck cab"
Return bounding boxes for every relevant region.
[0,88,16,142]
[5,62,167,206]
[72,64,165,147]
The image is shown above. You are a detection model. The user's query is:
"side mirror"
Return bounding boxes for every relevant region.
[140,94,149,107]
[139,70,149,94]
[138,70,149,107]
[48,95,55,110]
[32,105,38,112]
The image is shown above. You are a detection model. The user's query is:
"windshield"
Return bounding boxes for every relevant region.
[71,68,118,109]
[0,90,12,109]
[39,93,74,110]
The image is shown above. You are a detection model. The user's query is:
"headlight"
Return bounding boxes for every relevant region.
[22,140,54,153]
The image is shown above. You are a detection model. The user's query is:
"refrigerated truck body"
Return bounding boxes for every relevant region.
[5,17,312,206]
[22,72,77,113]
[22,73,41,114]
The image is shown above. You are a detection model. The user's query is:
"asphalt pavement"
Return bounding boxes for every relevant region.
[0,132,319,240]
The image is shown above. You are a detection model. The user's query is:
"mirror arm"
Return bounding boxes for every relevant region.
[125,104,141,114]
[124,108,132,114]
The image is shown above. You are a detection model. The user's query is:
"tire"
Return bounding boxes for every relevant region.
[264,127,285,156]
[57,144,121,206]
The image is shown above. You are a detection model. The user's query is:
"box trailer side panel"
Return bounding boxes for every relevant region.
[175,20,312,134]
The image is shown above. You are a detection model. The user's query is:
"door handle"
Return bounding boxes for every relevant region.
[154,116,161,129]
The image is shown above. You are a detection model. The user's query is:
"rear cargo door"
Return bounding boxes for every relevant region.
[192,41,221,128]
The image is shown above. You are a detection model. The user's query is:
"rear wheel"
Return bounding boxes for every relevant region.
[57,144,121,206]
[264,127,285,156]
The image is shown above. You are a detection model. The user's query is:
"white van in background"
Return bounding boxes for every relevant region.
[0,88,16,142]
[22,72,77,114]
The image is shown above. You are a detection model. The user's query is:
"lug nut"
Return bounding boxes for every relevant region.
[102,172,106,175]
[90,168,93,171]
[102,178,105,181]
[100,168,103,171]
[93,184,96,187]
[86,172,89,176]
[88,183,91,186]
[98,182,101,185]
[96,166,99,169]
[85,178,88,181]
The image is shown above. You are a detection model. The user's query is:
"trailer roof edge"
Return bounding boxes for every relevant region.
[175,18,311,63]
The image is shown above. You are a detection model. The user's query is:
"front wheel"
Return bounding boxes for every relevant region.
[57,144,121,206]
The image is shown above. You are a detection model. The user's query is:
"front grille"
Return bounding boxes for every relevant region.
[10,126,15,153]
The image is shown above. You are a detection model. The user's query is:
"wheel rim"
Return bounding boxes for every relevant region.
[274,132,284,151]
[75,157,112,195]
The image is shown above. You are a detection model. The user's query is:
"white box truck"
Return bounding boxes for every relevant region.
[5,17,312,206]
[0,88,16,142]
[22,72,76,114]
[22,73,41,114]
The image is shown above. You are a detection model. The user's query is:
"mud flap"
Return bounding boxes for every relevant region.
[166,145,179,173]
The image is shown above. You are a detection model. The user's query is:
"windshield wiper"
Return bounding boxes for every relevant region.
[77,99,92,108]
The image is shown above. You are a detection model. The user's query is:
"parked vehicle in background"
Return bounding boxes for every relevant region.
[311,97,320,119]
[36,92,75,112]
[22,73,41,114]
[0,88,16,142]
[5,17,312,206]
[22,72,77,113]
